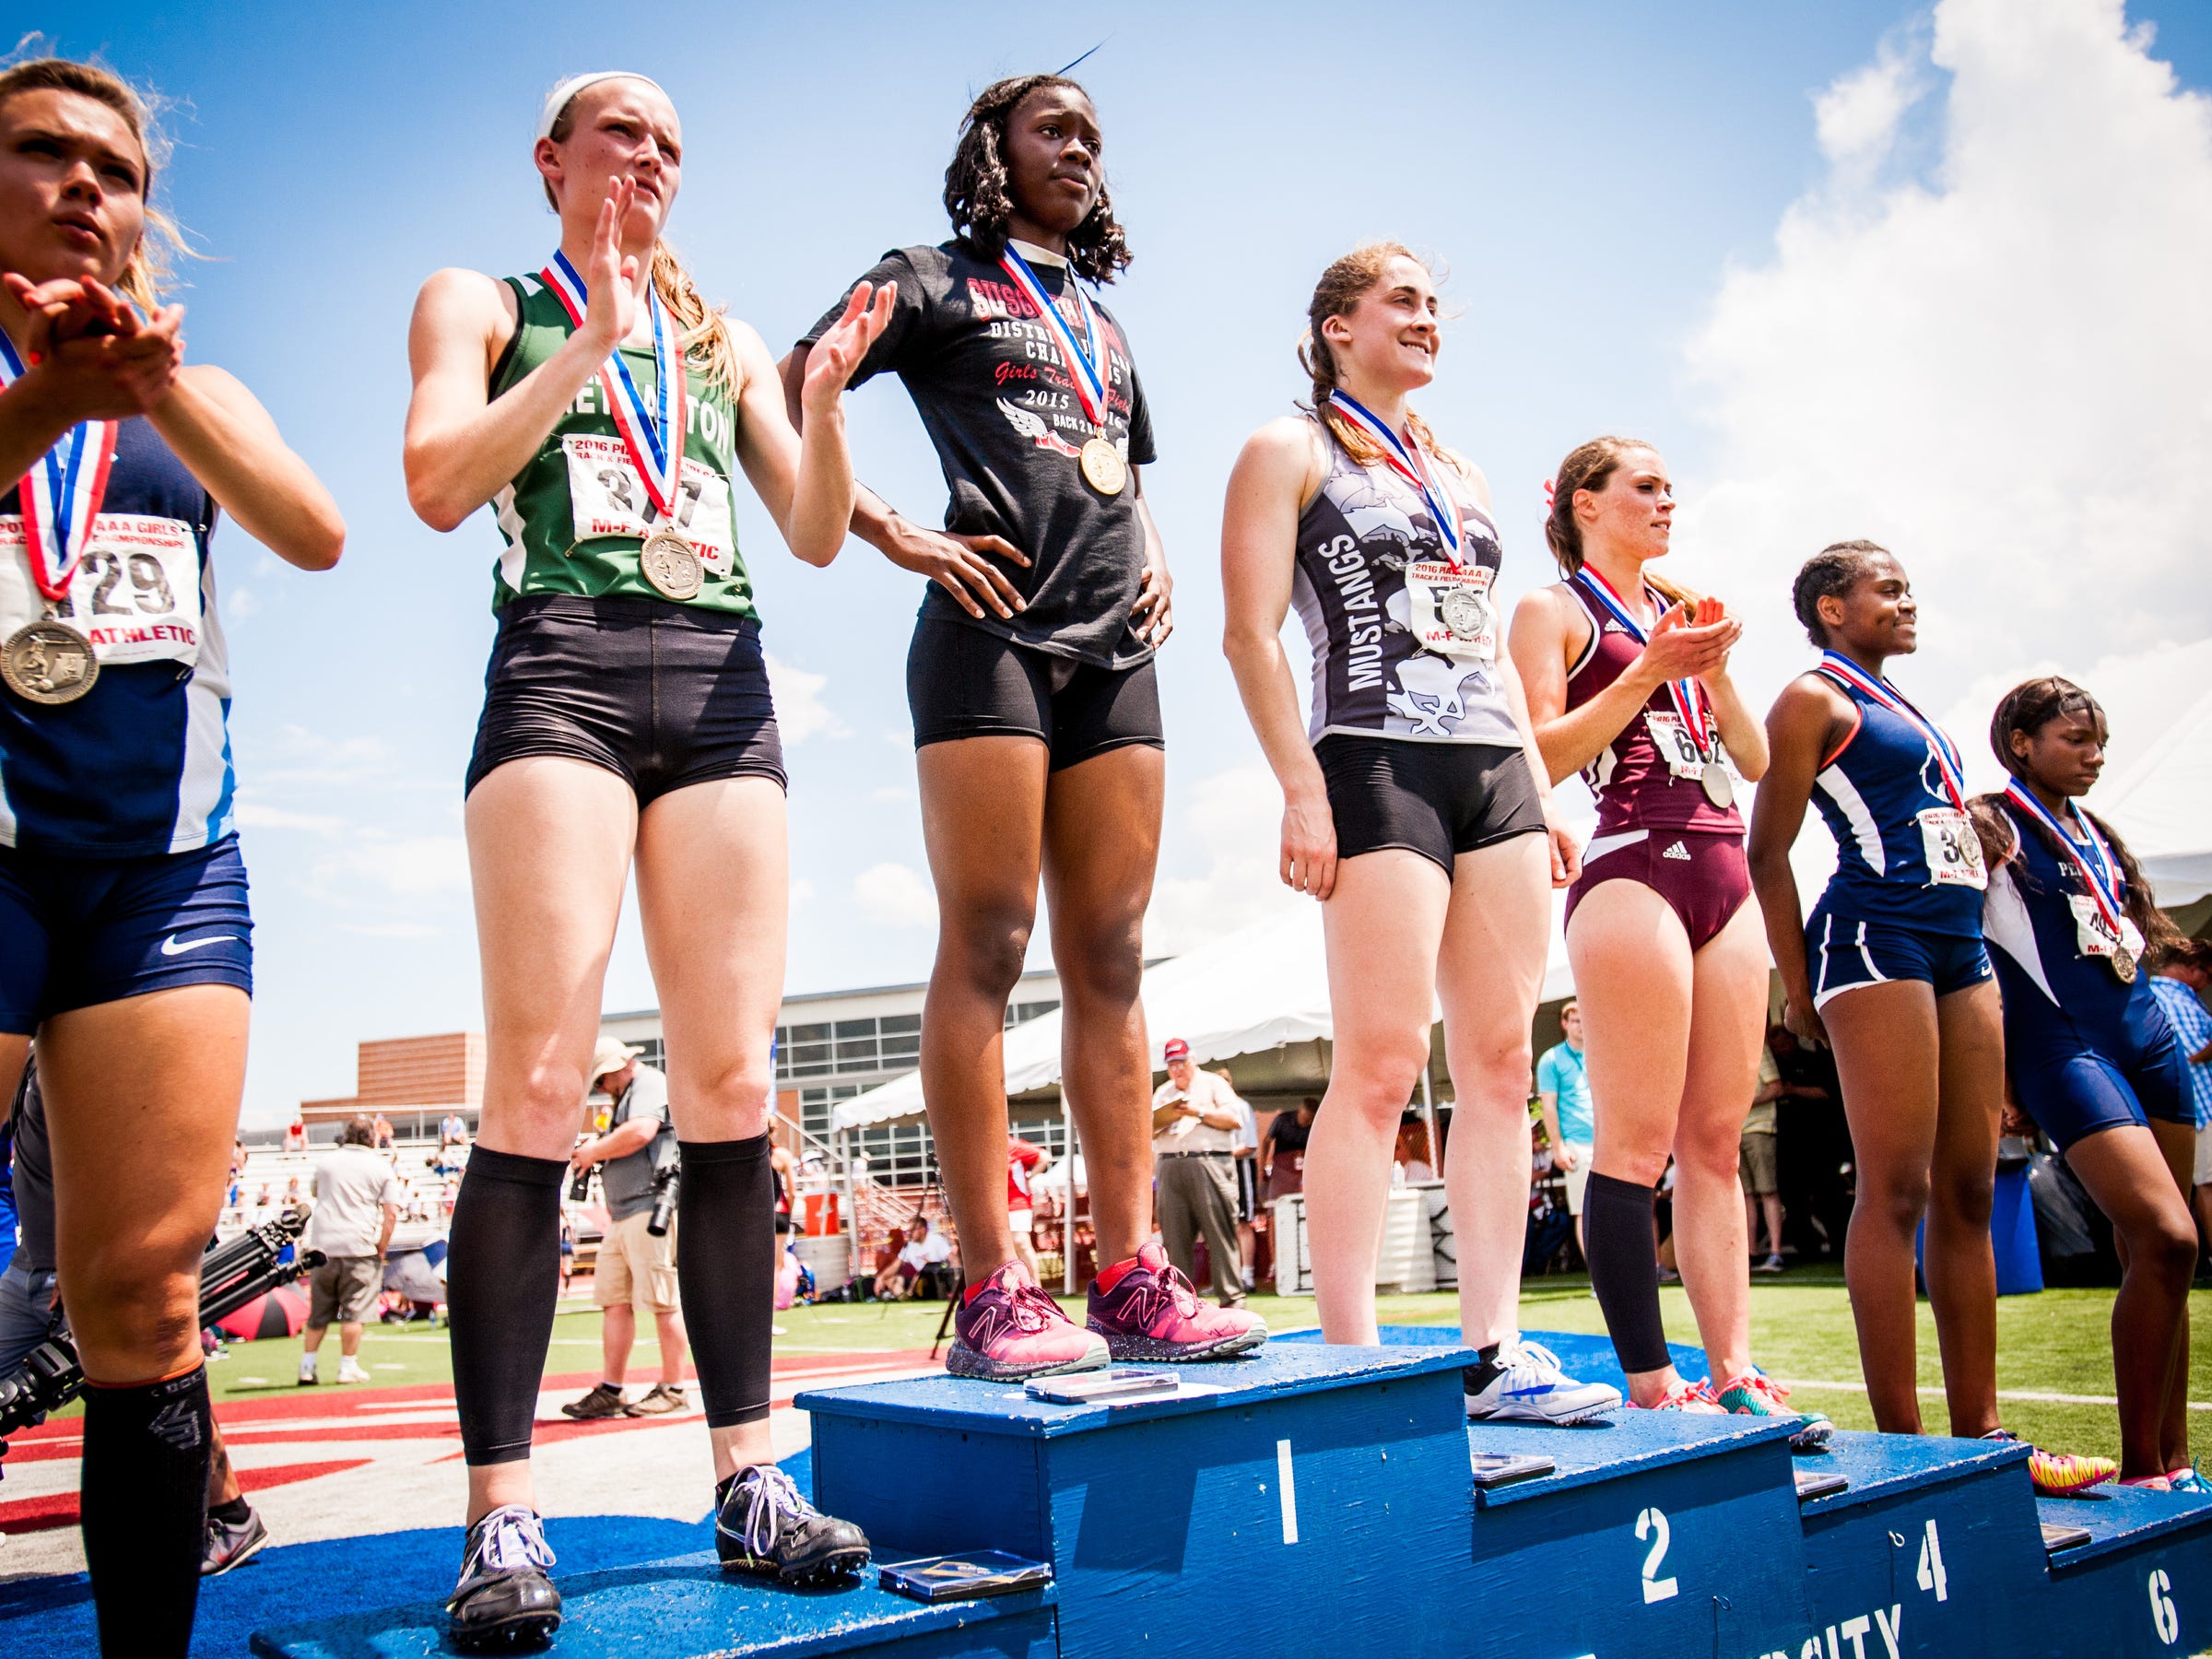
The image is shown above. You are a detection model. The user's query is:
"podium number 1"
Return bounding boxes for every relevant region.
[1636,1507,1678,1603]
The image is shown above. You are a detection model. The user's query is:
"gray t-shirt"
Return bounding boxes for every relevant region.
[601,1064,673,1222]
[304,1145,406,1259]
[9,1065,54,1275]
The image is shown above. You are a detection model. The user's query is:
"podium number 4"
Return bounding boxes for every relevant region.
[1636,1507,1678,1604]
[1915,1519,1947,1602]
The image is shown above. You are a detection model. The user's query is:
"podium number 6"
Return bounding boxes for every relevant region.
[1637,1507,1678,1604]
[2149,1569,2178,1645]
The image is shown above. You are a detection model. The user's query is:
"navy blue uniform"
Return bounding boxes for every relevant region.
[1983,804,2188,1148]
[0,418,252,1030]
[1804,663,1990,1007]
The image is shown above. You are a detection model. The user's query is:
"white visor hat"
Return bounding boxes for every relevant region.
[537,72,669,141]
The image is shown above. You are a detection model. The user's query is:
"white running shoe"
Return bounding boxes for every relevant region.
[1465,1336,1621,1425]
[297,1358,319,1386]
[337,1359,371,1384]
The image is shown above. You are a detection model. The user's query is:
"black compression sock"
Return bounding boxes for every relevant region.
[1584,1171,1672,1375]
[447,1146,567,1465]
[676,1135,776,1430]
[81,1365,212,1658]
[1463,1341,1505,1394]
[209,1494,252,1526]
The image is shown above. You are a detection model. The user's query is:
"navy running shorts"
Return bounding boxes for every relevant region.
[0,832,253,1030]
[2007,1004,2193,1150]
[1315,734,1547,876]
[906,618,1163,771]
[1806,906,1991,1011]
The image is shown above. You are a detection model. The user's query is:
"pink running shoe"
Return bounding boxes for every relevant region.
[1627,1378,1727,1416]
[1087,1244,1269,1362]
[947,1262,1110,1382]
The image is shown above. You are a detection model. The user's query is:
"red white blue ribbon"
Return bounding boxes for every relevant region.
[1324,389,1463,566]
[2001,778,2130,942]
[1574,564,1714,753]
[541,250,688,519]
[997,246,1110,428]
[1816,650,1968,810]
[0,328,119,604]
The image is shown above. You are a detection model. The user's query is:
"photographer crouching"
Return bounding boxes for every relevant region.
[561,1039,688,1419]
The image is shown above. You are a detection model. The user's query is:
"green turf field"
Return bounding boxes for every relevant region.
[190,1268,2212,1465]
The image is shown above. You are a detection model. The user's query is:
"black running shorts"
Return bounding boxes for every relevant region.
[906,618,1163,771]
[467,595,786,802]
[1317,735,1546,875]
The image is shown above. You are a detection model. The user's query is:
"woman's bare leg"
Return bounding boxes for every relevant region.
[1926,982,2003,1439]
[635,775,787,1480]
[1041,744,1165,1268]
[2148,1116,2196,1472]
[1306,851,1451,1346]
[460,757,638,1523]
[1568,878,1695,1405]
[1433,834,1552,1350]
[915,737,1049,1283]
[1822,979,1942,1435]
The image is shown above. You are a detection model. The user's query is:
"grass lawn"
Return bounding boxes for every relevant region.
[185,1270,2210,1464]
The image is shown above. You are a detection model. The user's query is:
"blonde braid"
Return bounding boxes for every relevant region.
[649,240,739,399]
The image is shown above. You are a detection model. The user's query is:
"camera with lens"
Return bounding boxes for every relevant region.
[646,1164,679,1238]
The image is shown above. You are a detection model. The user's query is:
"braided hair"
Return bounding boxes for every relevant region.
[1968,676,2179,957]
[1298,242,1466,479]
[943,76,1131,283]
[1542,436,1697,608]
[1790,540,1888,647]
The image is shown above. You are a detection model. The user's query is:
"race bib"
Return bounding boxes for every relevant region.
[0,512,203,667]
[2066,893,2145,963]
[562,435,735,572]
[1642,710,1718,781]
[1916,806,1988,889]
[1405,560,1497,665]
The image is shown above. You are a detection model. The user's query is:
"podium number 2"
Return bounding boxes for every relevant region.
[1637,1507,1678,1604]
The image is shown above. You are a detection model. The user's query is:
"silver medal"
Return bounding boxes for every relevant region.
[640,526,703,602]
[1439,586,1490,642]
[1700,763,1734,809]
[2,619,99,705]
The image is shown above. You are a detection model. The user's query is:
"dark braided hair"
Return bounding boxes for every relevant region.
[1968,676,2180,958]
[943,75,1131,283]
[1791,540,1888,646]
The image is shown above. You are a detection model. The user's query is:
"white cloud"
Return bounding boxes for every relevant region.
[224,586,259,625]
[309,831,471,903]
[853,860,938,927]
[1682,0,2212,711]
[790,877,817,909]
[233,797,345,833]
[765,652,850,743]
[1145,764,1303,959]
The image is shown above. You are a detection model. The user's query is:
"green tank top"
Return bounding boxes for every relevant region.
[488,273,753,617]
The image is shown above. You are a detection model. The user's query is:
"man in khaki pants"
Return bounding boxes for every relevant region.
[563,1038,689,1418]
[1150,1039,1248,1307]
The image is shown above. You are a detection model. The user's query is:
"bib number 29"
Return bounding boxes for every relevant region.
[1636,1507,1678,1604]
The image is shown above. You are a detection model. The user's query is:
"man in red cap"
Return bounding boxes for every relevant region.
[1148,1039,1249,1308]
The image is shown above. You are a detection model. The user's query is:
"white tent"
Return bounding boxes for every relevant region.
[832,890,1575,1133]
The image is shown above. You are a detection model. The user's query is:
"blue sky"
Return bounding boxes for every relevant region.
[32,2,2212,1123]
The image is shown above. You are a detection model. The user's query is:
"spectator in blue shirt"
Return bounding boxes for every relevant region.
[2149,939,2212,1270]
[1536,1002,1595,1234]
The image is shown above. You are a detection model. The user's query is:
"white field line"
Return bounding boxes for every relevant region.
[1779,1378,2212,1411]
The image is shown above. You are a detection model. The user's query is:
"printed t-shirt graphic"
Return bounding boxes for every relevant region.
[487,272,752,616]
[1289,418,1517,746]
[801,240,1158,669]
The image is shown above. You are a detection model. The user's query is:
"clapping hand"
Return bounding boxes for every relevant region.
[799,279,897,419]
[1638,595,1741,688]
[4,271,182,420]
[580,177,644,350]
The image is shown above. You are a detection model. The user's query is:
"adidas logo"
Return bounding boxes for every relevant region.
[1603,621,1628,634]
[147,1400,203,1451]
[1662,841,1691,861]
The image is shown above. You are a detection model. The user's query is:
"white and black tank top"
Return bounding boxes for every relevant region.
[1289,418,1518,747]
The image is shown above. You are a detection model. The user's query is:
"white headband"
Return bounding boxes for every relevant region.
[536,72,668,141]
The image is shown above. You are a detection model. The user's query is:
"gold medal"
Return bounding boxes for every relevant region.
[1079,438,1127,497]
[2,619,98,705]
[639,526,703,602]
[1700,764,1734,809]
[2111,947,2137,985]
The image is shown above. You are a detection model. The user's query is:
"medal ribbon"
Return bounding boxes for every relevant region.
[1573,565,1713,752]
[2000,780,2131,943]
[996,248,1110,429]
[0,330,120,603]
[1815,651,1968,810]
[541,251,688,519]
[1324,390,1464,567]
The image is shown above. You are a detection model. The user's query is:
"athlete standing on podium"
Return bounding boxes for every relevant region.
[782,76,1265,1379]
[404,72,891,1647]
[1510,438,1824,1444]
[0,57,344,1655]
[1221,244,1616,1424]
[1747,546,2112,1495]
[1972,679,2194,1488]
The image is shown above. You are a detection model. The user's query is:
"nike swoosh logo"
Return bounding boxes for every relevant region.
[159,935,236,957]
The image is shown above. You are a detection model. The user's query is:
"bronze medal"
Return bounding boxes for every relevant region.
[2111,947,2137,985]
[1079,437,1127,497]
[640,526,703,602]
[1700,763,1735,809]
[2,619,99,705]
